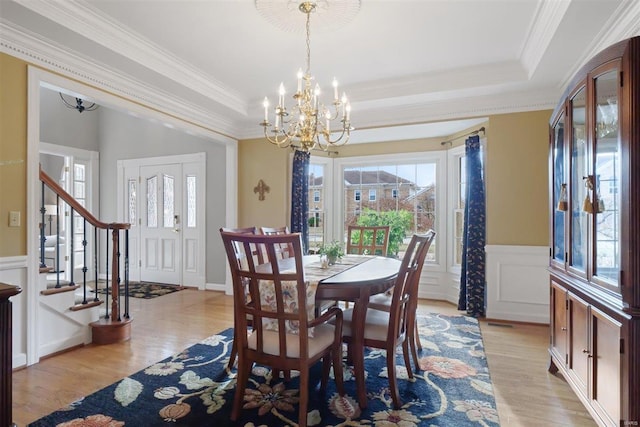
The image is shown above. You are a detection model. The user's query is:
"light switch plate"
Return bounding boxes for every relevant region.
[9,211,20,227]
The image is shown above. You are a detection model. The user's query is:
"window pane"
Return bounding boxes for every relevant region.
[458,156,467,210]
[147,176,157,228]
[74,181,85,199]
[187,175,196,228]
[343,161,437,260]
[163,174,174,228]
[74,164,85,181]
[308,163,325,253]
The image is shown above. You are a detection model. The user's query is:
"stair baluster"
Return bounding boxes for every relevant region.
[69,206,76,288]
[39,182,47,269]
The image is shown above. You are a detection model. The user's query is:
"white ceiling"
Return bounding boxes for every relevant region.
[1,0,639,142]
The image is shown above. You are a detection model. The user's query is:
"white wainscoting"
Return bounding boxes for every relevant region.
[486,245,549,324]
[0,256,28,368]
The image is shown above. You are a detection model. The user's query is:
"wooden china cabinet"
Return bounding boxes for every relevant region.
[548,36,639,427]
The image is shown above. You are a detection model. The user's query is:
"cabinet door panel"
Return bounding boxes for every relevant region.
[550,281,567,363]
[591,307,621,425]
[593,66,621,289]
[569,86,589,276]
[552,114,567,266]
[568,294,589,395]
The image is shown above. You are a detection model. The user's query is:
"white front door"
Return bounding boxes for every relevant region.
[118,153,206,288]
[140,164,182,285]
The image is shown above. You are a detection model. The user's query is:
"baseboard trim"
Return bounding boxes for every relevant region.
[205,282,225,292]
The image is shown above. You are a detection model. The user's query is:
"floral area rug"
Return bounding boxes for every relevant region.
[29,313,500,426]
[96,282,183,299]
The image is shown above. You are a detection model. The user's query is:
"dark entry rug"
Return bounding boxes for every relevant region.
[97,282,184,299]
[29,314,500,426]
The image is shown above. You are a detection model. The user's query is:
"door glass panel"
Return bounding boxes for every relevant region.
[552,114,566,263]
[187,175,196,228]
[128,179,137,226]
[163,174,174,228]
[570,87,588,273]
[594,70,620,285]
[147,176,157,228]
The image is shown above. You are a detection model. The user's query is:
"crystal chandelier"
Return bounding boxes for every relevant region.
[260,1,352,152]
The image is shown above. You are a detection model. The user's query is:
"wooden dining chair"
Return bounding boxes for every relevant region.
[220,226,263,371]
[346,225,390,256]
[368,230,435,370]
[340,232,433,409]
[260,226,295,259]
[220,231,345,427]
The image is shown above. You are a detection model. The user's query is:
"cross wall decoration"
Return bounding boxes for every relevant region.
[254,179,270,201]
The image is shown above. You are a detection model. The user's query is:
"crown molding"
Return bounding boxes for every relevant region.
[310,60,528,106]
[12,0,247,116]
[0,20,240,139]
[520,0,572,79]
[237,88,558,140]
[559,0,640,91]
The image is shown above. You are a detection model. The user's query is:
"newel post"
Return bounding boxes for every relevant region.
[1,283,22,427]
[111,227,120,321]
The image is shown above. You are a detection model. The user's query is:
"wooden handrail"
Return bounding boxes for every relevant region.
[40,166,130,323]
[39,166,130,231]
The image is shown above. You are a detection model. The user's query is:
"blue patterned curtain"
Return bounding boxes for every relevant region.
[290,150,310,254]
[458,135,486,317]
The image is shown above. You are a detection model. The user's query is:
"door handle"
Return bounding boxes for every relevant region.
[173,228,180,233]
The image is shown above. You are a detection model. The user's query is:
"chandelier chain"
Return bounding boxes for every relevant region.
[305,7,311,75]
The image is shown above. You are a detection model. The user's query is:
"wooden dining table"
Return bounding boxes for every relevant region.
[303,254,402,409]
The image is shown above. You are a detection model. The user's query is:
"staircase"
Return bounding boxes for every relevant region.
[39,166,132,352]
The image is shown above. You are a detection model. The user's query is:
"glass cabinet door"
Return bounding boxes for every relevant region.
[552,114,566,265]
[593,68,620,287]
[570,86,588,275]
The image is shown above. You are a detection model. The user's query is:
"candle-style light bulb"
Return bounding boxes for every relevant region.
[341,93,348,118]
[297,68,303,92]
[325,110,331,132]
[332,77,339,101]
[313,84,321,109]
[346,103,351,121]
[278,83,285,107]
[263,97,269,122]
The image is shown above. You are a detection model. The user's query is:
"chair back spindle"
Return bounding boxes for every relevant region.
[346,225,390,256]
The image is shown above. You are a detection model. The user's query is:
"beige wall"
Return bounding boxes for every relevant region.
[0,53,28,257]
[237,138,292,229]
[238,110,552,247]
[486,111,551,246]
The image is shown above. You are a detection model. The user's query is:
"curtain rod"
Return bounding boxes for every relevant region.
[290,145,339,156]
[440,126,486,146]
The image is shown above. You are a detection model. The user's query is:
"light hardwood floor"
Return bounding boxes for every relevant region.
[12,290,596,426]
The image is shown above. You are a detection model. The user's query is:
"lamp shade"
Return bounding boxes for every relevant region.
[44,204,58,216]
